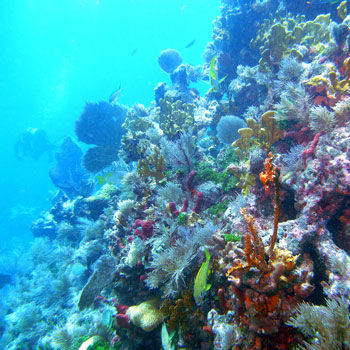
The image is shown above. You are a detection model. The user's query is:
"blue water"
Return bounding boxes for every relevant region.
[0,0,220,250]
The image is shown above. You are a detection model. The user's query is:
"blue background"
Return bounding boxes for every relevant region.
[0,0,220,250]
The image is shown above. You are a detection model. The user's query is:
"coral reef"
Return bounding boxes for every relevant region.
[5,2,350,350]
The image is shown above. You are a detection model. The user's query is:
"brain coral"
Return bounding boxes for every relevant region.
[126,298,164,332]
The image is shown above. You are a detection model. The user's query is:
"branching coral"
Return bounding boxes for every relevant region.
[156,97,195,139]
[137,145,166,183]
[232,111,283,159]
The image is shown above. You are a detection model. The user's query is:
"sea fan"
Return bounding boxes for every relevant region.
[309,106,335,133]
[75,101,126,147]
[161,130,197,172]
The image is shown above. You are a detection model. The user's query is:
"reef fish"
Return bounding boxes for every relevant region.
[109,85,122,104]
[306,0,341,4]
[185,39,196,48]
[208,56,227,93]
[79,336,101,350]
[193,247,211,305]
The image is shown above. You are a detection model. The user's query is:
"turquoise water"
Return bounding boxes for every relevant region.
[0,0,220,249]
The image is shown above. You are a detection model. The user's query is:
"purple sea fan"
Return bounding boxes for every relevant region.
[75,101,126,147]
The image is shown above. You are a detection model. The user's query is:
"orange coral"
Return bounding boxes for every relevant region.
[240,208,267,271]
[259,153,280,257]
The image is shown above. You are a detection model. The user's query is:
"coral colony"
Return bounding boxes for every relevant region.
[4,1,350,349]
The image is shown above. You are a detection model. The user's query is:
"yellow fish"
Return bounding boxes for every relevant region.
[193,248,211,305]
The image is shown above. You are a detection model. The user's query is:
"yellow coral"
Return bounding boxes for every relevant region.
[232,111,283,158]
[126,298,164,332]
[337,1,347,20]
[156,97,195,139]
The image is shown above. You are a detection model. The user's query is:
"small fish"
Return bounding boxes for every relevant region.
[208,56,227,94]
[79,336,101,350]
[131,48,138,56]
[109,85,122,104]
[185,39,196,48]
[96,172,113,186]
[306,0,341,4]
[193,247,211,305]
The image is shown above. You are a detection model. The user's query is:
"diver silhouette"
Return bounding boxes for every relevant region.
[14,127,55,161]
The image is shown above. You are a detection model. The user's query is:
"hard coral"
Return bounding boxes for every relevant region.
[157,97,195,139]
[126,298,164,332]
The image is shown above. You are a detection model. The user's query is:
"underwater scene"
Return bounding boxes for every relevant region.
[3,0,350,349]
